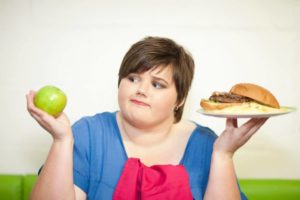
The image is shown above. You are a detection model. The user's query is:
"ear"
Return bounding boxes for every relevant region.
[175,98,185,110]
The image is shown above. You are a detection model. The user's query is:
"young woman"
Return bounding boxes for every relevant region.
[27,36,267,200]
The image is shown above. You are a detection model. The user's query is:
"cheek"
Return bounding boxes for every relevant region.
[118,82,128,106]
[118,81,137,108]
[153,92,177,111]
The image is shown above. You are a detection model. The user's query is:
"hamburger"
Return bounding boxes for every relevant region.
[200,83,282,114]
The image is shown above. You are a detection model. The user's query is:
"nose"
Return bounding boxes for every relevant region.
[136,80,149,96]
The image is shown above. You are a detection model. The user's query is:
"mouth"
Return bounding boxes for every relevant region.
[130,99,150,107]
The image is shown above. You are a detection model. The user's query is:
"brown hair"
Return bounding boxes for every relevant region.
[118,36,195,123]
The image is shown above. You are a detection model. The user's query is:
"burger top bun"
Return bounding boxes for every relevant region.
[230,83,280,109]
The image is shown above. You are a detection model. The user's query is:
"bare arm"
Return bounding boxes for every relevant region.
[75,186,87,199]
[30,138,75,200]
[27,91,86,200]
[204,118,268,200]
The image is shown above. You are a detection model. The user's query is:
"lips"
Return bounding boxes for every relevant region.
[130,99,150,107]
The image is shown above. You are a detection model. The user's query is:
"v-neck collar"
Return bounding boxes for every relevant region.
[112,111,199,166]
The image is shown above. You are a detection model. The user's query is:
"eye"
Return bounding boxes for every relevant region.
[127,74,139,83]
[152,81,166,89]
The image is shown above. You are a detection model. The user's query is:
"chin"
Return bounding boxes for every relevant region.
[121,110,155,128]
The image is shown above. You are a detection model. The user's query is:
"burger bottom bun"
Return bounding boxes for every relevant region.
[200,99,282,114]
[200,99,242,110]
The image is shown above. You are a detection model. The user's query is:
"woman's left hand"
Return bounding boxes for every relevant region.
[213,118,268,158]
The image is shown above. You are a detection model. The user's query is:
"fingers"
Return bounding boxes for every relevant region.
[226,118,267,132]
[226,118,238,128]
[240,118,268,133]
[26,90,72,140]
[225,117,268,141]
[26,90,54,126]
[243,118,268,139]
[219,117,269,156]
[26,90,37,114]
[26,90,46,118]
[235,118,268,143]
[26,91,40,119]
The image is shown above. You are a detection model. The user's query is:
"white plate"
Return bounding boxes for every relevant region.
[197,107,296,118]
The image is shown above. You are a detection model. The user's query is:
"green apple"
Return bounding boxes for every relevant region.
[34,85,67,117]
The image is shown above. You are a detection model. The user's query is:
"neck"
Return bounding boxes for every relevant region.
[117,112,176,147]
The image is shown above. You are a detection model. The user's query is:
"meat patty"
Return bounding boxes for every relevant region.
[209,91,252,103]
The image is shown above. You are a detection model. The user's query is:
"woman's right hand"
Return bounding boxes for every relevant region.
[26,90,73,141]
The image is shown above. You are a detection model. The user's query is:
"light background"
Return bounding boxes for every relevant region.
[0,0,299,178]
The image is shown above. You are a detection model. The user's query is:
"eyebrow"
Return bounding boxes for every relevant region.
[151,76,170,85]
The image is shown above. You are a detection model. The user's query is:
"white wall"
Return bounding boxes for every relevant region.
[0,0,299,178]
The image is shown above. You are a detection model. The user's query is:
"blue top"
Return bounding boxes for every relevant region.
[72,111,247,200]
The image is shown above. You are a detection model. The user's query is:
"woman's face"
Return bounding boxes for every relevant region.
[118,65,178,128]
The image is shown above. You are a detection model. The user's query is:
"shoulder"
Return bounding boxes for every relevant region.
[181,122,217,177]
[72,111,116,129]
[193,123,217,140]
[185,120,217,143]
[73,111,116,126]
[184,121,218,156]
[177,119,217,146]
[72,111,118,139]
